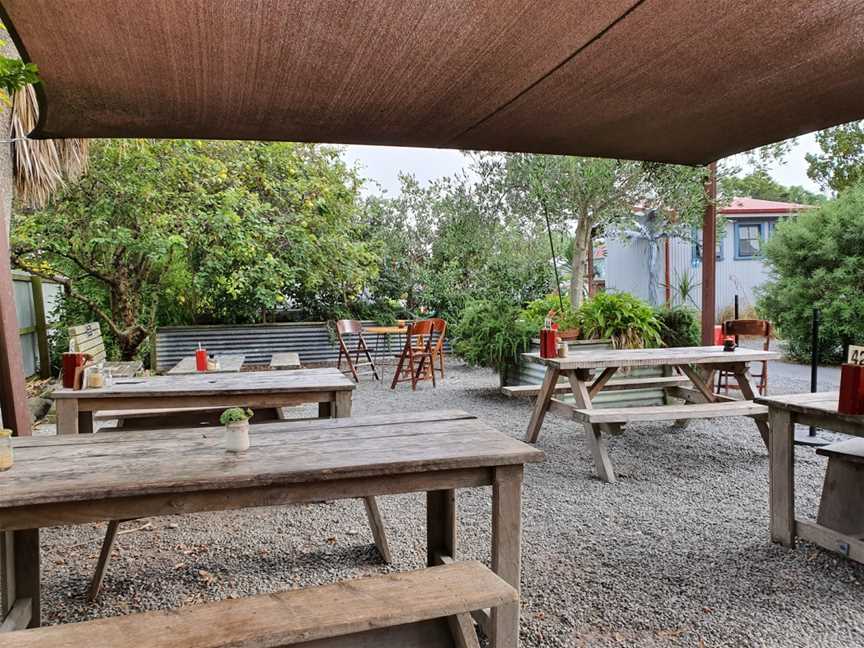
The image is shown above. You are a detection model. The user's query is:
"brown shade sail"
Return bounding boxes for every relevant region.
[2,0,863,165]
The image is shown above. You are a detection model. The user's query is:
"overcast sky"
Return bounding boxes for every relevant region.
[341,133,825,198]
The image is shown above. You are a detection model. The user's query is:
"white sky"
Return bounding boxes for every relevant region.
[341,133,825,197]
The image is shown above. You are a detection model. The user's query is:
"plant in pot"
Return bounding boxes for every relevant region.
[220,408,254,452]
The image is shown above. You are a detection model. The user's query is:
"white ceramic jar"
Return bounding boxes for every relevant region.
[225,420,250,452]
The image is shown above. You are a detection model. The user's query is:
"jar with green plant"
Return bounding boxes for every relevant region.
[220,407,254,452]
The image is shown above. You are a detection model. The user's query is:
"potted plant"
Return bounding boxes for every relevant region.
[219,408,254,452]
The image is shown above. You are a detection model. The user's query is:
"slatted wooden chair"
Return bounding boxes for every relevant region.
[716,319,771,395]
[390,319,436,390]
[67,322,142,378]
[427,317,447,381]
[334,319,380,382]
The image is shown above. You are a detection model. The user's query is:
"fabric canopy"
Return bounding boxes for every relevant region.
[2,0,863,165]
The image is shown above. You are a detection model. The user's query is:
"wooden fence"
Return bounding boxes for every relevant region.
[12,273,60,379]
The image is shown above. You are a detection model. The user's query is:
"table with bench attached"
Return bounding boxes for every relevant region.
[523,346,778,482]
[0,410,542,648]
[756,391,864,563]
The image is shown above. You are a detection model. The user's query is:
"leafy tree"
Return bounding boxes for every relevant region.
[758,184,864,362]
[473,153,707,308]
[806,121,864,193]
[11,139,376,359]
[721,169,824,204]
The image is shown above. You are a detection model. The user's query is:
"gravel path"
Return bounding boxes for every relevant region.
[35,361,864,647]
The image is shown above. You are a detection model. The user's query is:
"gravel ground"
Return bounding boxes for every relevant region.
[35,361,864,647]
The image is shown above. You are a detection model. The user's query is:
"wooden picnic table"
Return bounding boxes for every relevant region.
[0,409,542,646]
[755,391,864,563]
[524,345,779,482]
[51,368,354,435]
[166,354,245,375]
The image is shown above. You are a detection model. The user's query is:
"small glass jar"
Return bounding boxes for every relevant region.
[0,429,13,471]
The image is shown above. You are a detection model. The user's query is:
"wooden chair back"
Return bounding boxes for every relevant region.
[391,320,436,390]
[68,322,107,363]
[334,320,379,382]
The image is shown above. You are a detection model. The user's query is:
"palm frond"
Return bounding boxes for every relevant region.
[10,85,88,208]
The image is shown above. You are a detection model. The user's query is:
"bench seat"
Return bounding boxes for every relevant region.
[816,438,864,537]
[270,352,301,370]
[571,400,768,424]
[501,375,689,398]
[4,562,515,648]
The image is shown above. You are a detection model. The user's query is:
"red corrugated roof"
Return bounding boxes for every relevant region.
[720,196,814,215]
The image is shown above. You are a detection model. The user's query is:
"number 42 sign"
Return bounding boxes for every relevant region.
[849,345,864,366]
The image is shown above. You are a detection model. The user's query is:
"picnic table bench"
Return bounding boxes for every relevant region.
[757,391,864,563]
[524,346,778,482]
[4,562,515,647]
[0,409,541,648]
[270,351,301,369]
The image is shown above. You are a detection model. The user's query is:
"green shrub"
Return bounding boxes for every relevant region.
[654,305,700,347]
[452,299,533,371]
[520,293,580,331]
[579,292,661,349]
[759,185,864,363]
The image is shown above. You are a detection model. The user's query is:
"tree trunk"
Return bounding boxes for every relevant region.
[569,218,592,307]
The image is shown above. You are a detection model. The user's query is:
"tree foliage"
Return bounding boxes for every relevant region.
[758,184,864,362]
[11,139,377,358]
[806,121,864,194]
[721,169,825,204]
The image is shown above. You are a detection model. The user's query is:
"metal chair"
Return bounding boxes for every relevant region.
[335,320,380,382]
[716,319,771,395]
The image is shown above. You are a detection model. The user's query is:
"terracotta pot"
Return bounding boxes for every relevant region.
[558,328,581,341]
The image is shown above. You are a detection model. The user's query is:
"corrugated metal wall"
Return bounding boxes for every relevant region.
[502,339,668,408]
[155,322,452,373]
[605,224,770,316]
[12,274,61,377]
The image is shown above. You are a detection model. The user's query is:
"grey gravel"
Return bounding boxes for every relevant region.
[36,361,864,647]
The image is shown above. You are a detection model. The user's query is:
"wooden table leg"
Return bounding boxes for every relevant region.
[334,391,352,418]
[427,489,456,566]
[491,465,522,648]
[732,364,770,446]
[525,366,559,444]
[769,407,795,546]
[569,371,616,483]
[12,529,39,628]
[55,399,79,435]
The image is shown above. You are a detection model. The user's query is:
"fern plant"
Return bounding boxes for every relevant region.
[578,292,662,349]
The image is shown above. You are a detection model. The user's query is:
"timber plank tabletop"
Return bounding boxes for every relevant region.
[0,410,543,509]
[51,367,354,399]
[525,345,780,370]
[166,354,245,375]
[754,391,845,417]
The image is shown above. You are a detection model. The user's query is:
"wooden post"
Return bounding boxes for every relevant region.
[663,235,671,307]
[700,161,718,346]
[0,219,30,436]
[30,277,51,379]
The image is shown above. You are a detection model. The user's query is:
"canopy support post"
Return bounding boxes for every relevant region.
[0,219,30,436]
[700,161,717,346]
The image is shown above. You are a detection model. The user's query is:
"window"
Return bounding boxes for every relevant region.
[691,228,724,266]
[735,222,764,259]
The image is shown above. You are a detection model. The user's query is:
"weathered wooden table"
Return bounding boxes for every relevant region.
[524,346,779,482]
[52,368,353,435]
[755,391,864,562]
[0,409,542,647]
[166,354,245,375]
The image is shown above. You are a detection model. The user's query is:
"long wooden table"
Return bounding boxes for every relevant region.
[756,391,864,562]
[52,368,354,435]
[0,410,543,647]
[524,346,779,482]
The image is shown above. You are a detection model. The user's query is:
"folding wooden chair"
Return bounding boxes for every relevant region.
[390,320,436,390]
[335,320,380,382]
[716,319,771,395]
[426,317,447,381]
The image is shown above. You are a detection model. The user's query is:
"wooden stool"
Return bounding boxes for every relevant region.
[816,438,864,537]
